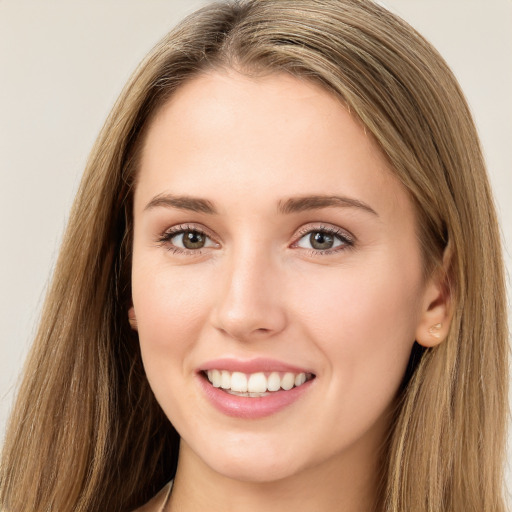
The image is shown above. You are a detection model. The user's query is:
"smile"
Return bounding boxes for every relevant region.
[205,370,313,397]
[198,360,316,419]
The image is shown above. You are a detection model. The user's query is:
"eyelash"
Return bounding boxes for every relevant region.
[292,224,355,255]
[156,223,355,256]
[156,224,217,255]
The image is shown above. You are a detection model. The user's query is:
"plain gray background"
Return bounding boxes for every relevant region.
[1,0,511,493]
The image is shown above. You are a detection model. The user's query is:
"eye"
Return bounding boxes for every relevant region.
[158,225,218,253]
[173,230,209,250]
[294,226,353,253]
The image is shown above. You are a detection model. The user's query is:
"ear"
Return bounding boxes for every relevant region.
[128,306,138,331]
[415,250,453,348]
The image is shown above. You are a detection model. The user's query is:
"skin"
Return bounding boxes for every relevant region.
[130,70,450,512]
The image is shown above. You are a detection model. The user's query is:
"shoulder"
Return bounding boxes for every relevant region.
[131,481,172,512]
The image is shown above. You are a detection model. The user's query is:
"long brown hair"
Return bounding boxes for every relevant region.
[1,1,507,510]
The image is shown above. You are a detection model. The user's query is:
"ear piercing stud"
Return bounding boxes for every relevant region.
[128,308,138,330]
[428,323,442,338]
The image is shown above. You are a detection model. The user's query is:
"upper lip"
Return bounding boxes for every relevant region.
[198,357,314,375]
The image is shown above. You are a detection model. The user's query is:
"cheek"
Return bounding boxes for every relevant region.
[291,256,423,389]
[131,261,216,425]
[131,259,212,365]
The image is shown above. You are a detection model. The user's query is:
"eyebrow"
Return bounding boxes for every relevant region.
[144,193,378,217]
[144,193,217,214]
[277,195,378,216]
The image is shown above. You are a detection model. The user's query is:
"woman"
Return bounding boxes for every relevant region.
[1,1,508,511]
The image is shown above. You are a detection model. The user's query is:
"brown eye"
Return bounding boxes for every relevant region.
[309,232,335,250]
[161,226,217,252]
[182,230,206,249]
[295,227,352,253]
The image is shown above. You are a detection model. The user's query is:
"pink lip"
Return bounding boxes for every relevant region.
[199,357,313,374]
[196,358,315,419]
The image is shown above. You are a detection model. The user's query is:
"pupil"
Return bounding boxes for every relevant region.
[183,231,205,249]
[310,232,334,250]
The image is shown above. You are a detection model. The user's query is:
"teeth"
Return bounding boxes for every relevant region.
[205,370,310,393]
[248,372,267,393]
[295,373,306,386]
[267,372,281,391]
[209,369,221,387]
[281,372,295,390]
[227,390,270,397]
[221,370,231,389]
[231,372,247,392]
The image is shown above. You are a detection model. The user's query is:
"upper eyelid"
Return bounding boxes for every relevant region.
[160,223,218,241]
[293,223,355,242]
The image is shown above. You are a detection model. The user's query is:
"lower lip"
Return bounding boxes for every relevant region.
[198,374,314,419]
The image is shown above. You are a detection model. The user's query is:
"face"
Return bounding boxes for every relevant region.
[131,70,438,484]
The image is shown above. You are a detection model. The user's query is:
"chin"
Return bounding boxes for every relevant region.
[212,458,301,484]
[187,436,306,484]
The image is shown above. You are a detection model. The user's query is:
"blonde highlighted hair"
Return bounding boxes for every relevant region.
[1,1,508,510]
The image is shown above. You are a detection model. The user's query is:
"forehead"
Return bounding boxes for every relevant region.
[135,70,412,221]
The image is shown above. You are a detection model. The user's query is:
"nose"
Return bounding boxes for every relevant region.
[211,248,287,342]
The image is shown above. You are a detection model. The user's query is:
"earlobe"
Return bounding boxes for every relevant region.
[427,323,443,339]
[415,282,452,347]
[128,306,138,331]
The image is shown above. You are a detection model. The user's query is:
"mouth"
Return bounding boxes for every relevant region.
[197,358,316,418]
[201,369,315,397]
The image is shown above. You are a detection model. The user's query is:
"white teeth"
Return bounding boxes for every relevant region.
[221,370,231,389]
[230,372,248,392]
[295,373,306,386]
[281,372,295,390]
[205,369,310,394]
[248,372,267,393]
[227,390,270,397]
[211,369,221,388]
[267,372,281,391]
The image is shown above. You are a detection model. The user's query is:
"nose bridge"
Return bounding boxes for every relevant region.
[213,240,286,340]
